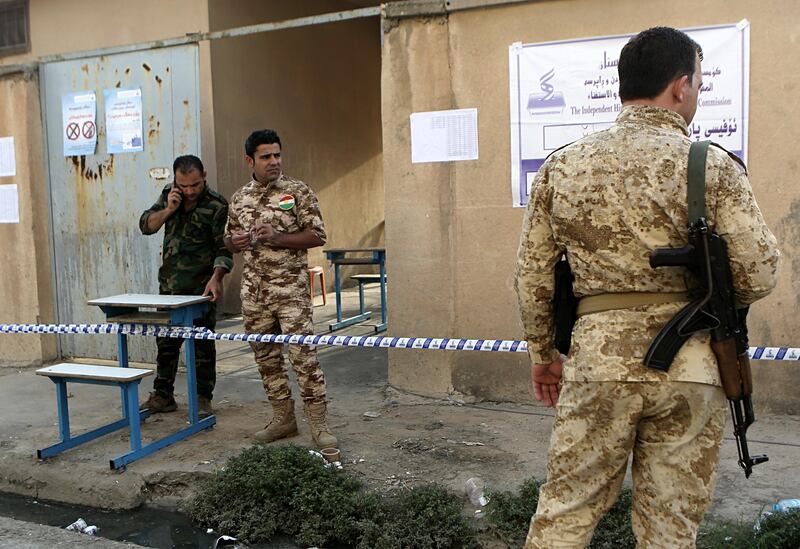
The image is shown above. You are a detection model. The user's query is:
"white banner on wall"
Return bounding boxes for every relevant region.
[509,20,750,207]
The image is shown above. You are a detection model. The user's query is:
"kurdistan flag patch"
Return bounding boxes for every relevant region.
[278,194,295,210]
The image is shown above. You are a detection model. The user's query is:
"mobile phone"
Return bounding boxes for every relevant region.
[171,182,184,199]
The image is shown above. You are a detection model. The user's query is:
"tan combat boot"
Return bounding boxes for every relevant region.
[304,401,338,449]
[254,398,298,443]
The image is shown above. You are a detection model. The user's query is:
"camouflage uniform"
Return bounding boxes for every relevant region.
[139,185,233,399]
[515,106,780,548]
[225,174,327,404]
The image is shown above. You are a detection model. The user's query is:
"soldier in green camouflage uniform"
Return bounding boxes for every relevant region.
[515,28,780,548]
[139,155,233,418]
[224,129,337,449]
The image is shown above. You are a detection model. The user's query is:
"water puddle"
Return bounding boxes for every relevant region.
[0,491,298,548]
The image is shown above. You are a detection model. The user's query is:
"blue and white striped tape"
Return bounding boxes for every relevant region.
[1,322,798,360]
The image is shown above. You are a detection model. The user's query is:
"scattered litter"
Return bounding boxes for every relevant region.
[351,458,365,464]
[214,534,247,548]
[363,411,381,419]
[774,498,800,513]
[464,477,489,507]
[207,528,214,534]
[65,518,100,535]
[65,518,87,532]
[443,438,485,446]
[308,449,343,470]
[200,459,216,465]
[389,400,399,407]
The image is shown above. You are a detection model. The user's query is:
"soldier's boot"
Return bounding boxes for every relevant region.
[141,392,177,413]
[254,398,298,443]
[304,401,338,449]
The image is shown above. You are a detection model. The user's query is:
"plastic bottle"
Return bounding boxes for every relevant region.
[65,518,87,532]
[773,499,800,513]
[464,477,489,507]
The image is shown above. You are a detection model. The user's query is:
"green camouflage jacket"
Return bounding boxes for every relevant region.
[139,184,233,293]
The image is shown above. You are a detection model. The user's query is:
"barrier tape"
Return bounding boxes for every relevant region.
[1,322,799,360]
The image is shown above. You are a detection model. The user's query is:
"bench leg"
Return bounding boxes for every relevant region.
[55,380,71,443]
[358,282,366,315]
[125,381,143,452]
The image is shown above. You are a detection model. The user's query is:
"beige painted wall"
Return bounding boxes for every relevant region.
[208,1,385,313]
[0,69,56,367]
[383,0,800,411]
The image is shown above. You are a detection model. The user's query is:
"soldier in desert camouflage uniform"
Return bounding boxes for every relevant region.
[515,28,780,548]
[224,129,336,449]
[139,155,233,418]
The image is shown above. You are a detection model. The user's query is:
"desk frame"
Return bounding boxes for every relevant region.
[324,249,386,333]
[89,295,215,469]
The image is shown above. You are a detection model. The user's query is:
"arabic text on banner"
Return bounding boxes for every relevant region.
[104,88,144,154]
[62,91,97,157]
[509,21,750,207]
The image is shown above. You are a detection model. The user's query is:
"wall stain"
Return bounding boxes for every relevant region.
[775,199,800,308]
[155,75,162,85]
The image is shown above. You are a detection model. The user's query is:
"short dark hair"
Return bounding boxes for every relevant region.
[173,154,204,176]
[245,129,282,158]
[618,27,703,102]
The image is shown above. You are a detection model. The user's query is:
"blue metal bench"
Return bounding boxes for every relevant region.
[350,274,387,318]
[36,363,153,470]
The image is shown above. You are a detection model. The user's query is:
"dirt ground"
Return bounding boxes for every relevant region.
[0,285,798,536]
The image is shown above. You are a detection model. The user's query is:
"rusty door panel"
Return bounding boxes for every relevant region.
[42,46,201,362]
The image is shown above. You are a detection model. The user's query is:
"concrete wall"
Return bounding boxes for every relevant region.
[208,1,385,313]
[382,0,800,411]
[0,68,56,367]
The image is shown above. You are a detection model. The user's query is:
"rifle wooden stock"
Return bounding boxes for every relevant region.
[711,338,753,399]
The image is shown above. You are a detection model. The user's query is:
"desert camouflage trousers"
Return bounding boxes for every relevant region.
[242,282,326,404]
[525,380,726,549]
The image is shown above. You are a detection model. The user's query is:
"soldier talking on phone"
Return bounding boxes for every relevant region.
[139,155,233,418]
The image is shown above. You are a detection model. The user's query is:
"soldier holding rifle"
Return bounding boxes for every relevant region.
[515,27,780,548]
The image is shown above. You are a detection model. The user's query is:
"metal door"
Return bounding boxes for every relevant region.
[41,45,201,362]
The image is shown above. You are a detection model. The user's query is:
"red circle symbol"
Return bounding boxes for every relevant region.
[82,121,95,139]
[66,122,80,140]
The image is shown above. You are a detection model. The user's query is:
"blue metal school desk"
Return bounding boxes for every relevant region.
[37,294,214,470]
[324,248,387,333]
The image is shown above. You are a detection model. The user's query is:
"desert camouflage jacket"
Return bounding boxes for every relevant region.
[515,105,780,383]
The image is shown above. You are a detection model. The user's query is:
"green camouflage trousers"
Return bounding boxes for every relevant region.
[526,380,726,549]
[154,301,216,399]
[242,284,326,404]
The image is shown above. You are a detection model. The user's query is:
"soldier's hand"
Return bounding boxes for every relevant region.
[229,231,252,252]
[202,278,223,302]
[254,223,277,245]
[167,183,183,212]
[532,355,564,408]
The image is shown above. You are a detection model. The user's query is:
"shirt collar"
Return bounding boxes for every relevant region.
[615,105,688,136]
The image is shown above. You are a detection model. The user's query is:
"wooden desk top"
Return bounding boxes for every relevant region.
[87,294,211,309]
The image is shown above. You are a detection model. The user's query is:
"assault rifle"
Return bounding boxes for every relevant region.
[645,141,767,478]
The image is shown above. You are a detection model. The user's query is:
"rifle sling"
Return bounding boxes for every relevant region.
[577,292,690,317]
[688,140,711,224]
